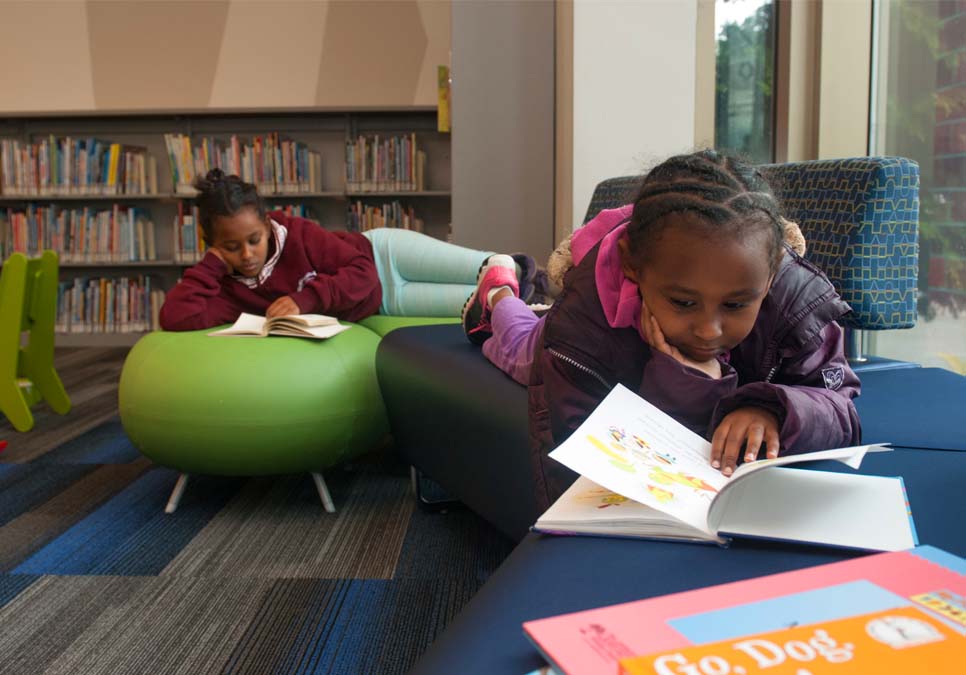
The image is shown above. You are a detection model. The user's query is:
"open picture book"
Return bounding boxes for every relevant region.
[207,312,350,339]
[536,384,917,552]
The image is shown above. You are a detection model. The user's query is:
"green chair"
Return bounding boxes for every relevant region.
[0,251,71,432]
[118,315,456,513]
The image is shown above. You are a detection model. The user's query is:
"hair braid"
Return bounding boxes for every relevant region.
[626,150,785,272]
[192,168,266,245]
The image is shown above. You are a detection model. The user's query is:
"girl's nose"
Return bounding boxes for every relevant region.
[693,315,723,341]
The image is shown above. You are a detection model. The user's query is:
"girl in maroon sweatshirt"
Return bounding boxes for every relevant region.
[160,169,505,330]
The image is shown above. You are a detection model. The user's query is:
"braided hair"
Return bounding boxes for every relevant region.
[192,169,266,245]
[626,150,785,273]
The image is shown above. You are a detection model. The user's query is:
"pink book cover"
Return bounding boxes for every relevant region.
[523,546,966,675]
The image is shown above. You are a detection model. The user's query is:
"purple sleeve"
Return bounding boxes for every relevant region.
[638,351,739,436]
[711,323,861,453]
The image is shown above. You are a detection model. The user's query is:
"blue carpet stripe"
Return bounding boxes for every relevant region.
[12,469,242,576]
[0,574,39,610]
[37,421,142,464]
[0,462,96,528]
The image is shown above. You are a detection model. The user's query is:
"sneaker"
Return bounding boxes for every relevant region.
[462,254,519,345]
[511,253,537,304]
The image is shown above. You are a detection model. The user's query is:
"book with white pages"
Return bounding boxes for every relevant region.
[207,312,350,340]
[536,384,917,552]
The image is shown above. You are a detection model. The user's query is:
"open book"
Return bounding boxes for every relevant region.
[207,312,350,339]
[535,384,917,552]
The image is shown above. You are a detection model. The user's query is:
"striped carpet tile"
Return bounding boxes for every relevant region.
[0,348,516,674]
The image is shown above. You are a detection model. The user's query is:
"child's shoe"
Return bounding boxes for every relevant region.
[462,254,519,345]
[511,253,537,304]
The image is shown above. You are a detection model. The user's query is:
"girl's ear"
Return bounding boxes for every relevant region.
[618,237,640,283]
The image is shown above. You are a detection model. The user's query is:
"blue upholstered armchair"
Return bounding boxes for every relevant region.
[582,157,921,361]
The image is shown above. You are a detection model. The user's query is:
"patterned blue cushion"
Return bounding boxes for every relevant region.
[761,158,919,330]
[582,176,641,224]
[583,158,920,331]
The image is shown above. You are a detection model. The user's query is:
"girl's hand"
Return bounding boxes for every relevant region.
[266,296,300,318]
[711,407,780,476]
[208,247,233,274]
[641,302,721,380]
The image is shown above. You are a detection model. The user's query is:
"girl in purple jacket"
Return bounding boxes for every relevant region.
[462,150,861,508]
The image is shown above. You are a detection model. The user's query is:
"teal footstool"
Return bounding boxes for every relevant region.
[118,323,389,513]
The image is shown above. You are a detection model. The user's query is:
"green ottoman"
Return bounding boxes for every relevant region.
[118,323,389,513]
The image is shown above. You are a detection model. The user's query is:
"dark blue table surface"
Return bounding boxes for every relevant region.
[855,367,966,451]
[412,446,966,674]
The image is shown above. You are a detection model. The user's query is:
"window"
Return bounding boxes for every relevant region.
[870,0,966,373]
[714,0,777,163]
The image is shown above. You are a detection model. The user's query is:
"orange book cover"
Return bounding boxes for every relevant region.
[620,605,965,674]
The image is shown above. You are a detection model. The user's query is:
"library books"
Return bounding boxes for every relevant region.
[1,205,157,263]
[524,545,966,675]
[347,200,424,233]
[164,133,323,196]
[173,202,205,264]
[344,133,426,193]
[56,275,164,334]
[0,137,158,196]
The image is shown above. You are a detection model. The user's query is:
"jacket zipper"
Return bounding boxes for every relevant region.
[764,360,781,383]
[547,348,612,390]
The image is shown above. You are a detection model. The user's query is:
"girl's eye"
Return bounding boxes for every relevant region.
[723,302,749,311]
[249,236,261,245]
[669,298,696,309]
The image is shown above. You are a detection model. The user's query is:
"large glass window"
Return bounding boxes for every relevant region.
[715,0,777,163]
[871,0,966,373]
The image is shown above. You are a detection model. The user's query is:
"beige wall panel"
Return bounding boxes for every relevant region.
[209,1,329,108]
[555,0,574,248]
[818,0,872,159]
[413,0,451,106]
[87,0,229,111]
[694,0,716,149]
[0,2,96,113]
[316,1,426,107]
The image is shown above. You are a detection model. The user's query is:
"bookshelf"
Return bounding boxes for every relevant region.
[0,109,450,347]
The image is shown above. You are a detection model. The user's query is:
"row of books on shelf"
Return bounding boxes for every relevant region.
[56,276,164,334]
[344,134,426,193]
[1,205,157,263]
[2,132,438,198]
[164,133,323,196]
[0,137,159,196]
[347,200,425,233]
[174,203,205,263]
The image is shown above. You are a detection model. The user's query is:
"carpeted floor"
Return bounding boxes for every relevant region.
[0,349,514,674]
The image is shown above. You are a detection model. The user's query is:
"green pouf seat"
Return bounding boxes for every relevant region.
[119,323,390,511]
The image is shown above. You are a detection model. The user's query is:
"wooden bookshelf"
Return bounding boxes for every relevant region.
[0,109,450,347]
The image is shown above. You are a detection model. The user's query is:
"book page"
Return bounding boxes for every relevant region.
[269,323,350,340]
[207,312,267,336]
[269,313,338,329]
[549,384,727,537]
[535,476,710,541]
[709,468,918,552]
[727,444,891,483]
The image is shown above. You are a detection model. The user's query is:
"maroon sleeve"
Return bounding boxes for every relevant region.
[711,323,862,453]
[159,252,245,331]
[287,223,381,320]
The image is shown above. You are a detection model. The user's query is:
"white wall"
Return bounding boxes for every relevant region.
[571,0,698,228]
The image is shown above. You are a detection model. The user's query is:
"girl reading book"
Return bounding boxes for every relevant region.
[160,169,536,330]
[461,150,861,508]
